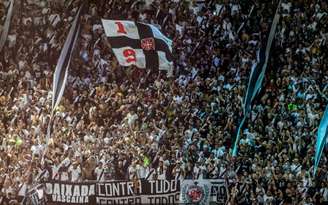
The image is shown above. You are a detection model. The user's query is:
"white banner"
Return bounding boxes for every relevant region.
[34,179,228,205]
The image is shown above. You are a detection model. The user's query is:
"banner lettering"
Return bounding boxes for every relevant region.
[41,179,227,205]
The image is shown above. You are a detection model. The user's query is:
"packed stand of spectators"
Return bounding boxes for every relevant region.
[232,1,328,204]
[0,0,327,204]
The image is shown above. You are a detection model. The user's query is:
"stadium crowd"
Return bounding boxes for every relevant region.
[0,0,327,204]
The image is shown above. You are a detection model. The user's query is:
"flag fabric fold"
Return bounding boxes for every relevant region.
[232,0,281,156]
[314,105,328,175]
[52,4,83,111]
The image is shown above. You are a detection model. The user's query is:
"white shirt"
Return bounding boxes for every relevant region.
[126,113,138,126]
[174,95,183,104]
[212,146,225,158]
[157,166,166,180]
[128,166,136,180]
[49,14,61,27]
[94,167,105,181]
[69,166,81,182]
[136,165,147,179]
[51,165,60,180]
[61,170,69,181]
[31,144,43,156]
[320,187,328,201]
[231,4,240,15]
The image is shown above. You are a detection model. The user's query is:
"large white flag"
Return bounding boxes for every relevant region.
[101,19,173,76]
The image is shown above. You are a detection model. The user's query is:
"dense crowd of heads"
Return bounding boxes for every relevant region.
[0,0,327,204]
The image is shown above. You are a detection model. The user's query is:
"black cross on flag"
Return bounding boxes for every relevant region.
[101,19,174,76]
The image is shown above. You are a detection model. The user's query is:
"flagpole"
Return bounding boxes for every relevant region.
[41,109,54,165]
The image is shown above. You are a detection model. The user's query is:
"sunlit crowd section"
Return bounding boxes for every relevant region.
[0,0,327,204]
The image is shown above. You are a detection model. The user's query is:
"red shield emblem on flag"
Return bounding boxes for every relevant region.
[187,186,204,203]
[141,38,155,51]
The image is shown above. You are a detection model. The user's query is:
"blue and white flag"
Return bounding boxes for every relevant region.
[314,105,328,175]
[232,0,281,156]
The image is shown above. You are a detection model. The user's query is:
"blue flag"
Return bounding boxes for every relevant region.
[314,105,328,175]
[232,0,281,156]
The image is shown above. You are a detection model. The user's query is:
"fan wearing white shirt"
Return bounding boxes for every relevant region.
[157,160,167,180]
[128,161,137,180]
[69,162,82,182]
[60,168,70,181]
[135,161,148,179]
[94,162,105,181]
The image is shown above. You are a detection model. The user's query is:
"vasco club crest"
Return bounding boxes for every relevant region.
[141,37,155,51]
[181,181,210,205]
[187,185,205,203]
